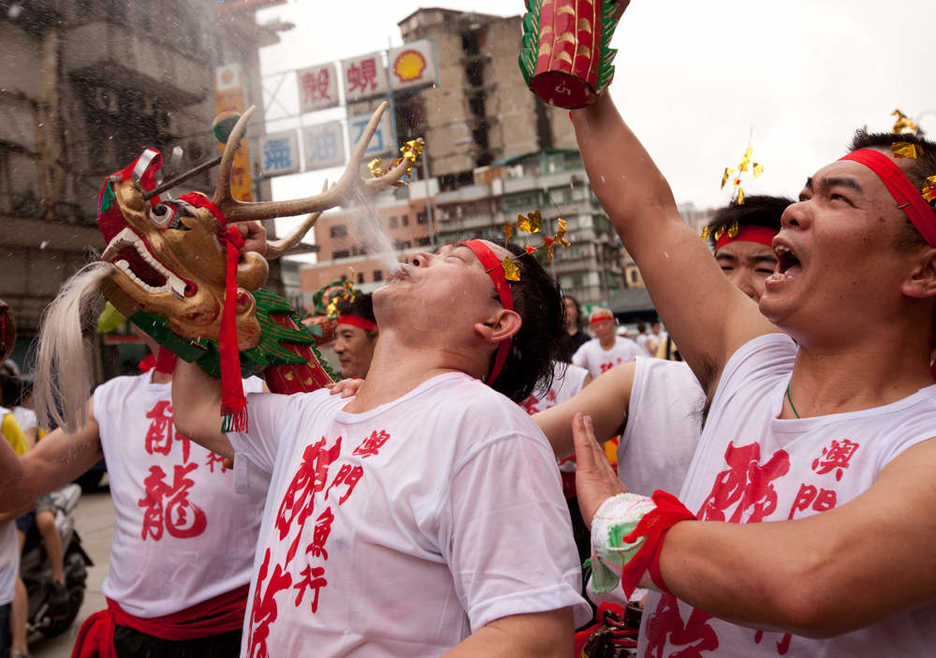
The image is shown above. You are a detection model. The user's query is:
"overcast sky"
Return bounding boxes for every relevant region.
[254,0,936,245]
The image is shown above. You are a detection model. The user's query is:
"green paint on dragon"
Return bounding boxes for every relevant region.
[130,287,338,383]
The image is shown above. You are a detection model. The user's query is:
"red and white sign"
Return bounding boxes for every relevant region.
[388,39,439,92]
[297,63,340,113]
[340,52,388,103]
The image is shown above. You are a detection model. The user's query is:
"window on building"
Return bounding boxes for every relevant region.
[416,236,432,247]
[357,272,365,284]
[417,211,428,224]
[330,224,348,238]
[373,270,383,282]
[333,249,350,259]
[629,270,640,285]
[388,216,399,229]
[402,214,409,226]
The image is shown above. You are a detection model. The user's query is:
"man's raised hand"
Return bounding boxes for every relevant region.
[572,412,626,527]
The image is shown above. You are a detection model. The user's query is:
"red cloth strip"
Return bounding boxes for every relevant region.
[154,348,178,374]
[714,225,778,252]
[177,193,248,432]
[617,490,696,599]
[840,149,936,247]
[590,316,614,325]
[337,314,378,333]
[462,240,514,385]
[71,585,249,657]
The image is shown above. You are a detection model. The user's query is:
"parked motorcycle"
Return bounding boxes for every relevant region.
[19,483,93,641]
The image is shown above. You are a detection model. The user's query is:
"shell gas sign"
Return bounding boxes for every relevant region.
[389,39,439,92]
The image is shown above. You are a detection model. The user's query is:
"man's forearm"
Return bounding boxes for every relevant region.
[443,609,574,658]
[171,360,233,458]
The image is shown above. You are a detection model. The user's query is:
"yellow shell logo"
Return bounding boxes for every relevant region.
[393,50,427,83]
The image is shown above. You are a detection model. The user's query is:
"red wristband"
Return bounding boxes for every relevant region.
[618,490,695,598]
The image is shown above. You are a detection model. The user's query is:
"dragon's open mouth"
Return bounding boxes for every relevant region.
[102,228,187,297]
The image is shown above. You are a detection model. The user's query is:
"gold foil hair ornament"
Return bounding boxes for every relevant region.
[722,144,763,205]
[503,223,515,241]
[555,218,572,246]
[892,109,920,135]
[721,168,735,189]
[892,142,922,159]
[922,175,936,203]
[368,158,386,178]
[501,257,521,282]
[700,225,710,241]
[517,210,543,234]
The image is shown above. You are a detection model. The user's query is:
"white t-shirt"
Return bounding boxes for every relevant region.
[12,406,36,433]
[639,334,936,657]
[520,361,590,415]
[573,336,644,380]
[618,358,704,497]
[229,372,590,658]
[635,334,653,356]
[0,407,24,605]
[93,372,266,617]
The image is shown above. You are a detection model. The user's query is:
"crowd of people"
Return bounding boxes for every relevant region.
[0,23,934,658]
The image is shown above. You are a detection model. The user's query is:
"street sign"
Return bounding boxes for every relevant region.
[340,51,388,103]
[348,112,394,157]
[259,130,300,177]
[389,39,439,92]
[297,63,340,113]
[303,121,346,170]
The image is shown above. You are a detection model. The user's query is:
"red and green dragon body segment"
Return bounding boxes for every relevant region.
[519,0,622,109]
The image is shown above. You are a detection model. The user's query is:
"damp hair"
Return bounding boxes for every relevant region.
[705,195,792,250]
[487,241,566,403]
[336,293,378,338]
[849,130,936,251]
[34,262,113,433]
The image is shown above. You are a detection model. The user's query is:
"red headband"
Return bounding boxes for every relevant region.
[590,315,614,325]
[463,240,514,386]
[715,225,778,252]
[839,149,936,247]
[338,315,378,333]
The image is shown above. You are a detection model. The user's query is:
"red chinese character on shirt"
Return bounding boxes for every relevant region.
[325,463,364,505]
[205,452,228,474]
[293,565,327,613]
[144,401,174,456]
[546,389,558,404]
[352,430,390,459]
[600,362,614,373]
[300,69,331,105]
[137,462,207,540]
[276,436,342,565]
[644,593,718,657]
[697,442,790,524]
[787,483,837,520]
[306,507,334,560]
[143,400,190,462]
[811,439,860,481]
[247,548,292,658]
[754,629,792,655]
[346,58,379,94]
[519,396,540,415]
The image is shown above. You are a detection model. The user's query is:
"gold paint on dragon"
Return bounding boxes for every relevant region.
[98,102,417,349]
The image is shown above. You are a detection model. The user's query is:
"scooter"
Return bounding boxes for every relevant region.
[19,483,93,641]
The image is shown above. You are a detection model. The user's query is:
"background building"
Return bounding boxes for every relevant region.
[0,0,286,370]
[300,8,639,310]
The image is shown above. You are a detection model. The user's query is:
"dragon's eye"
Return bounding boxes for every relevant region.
[150,203,189,231]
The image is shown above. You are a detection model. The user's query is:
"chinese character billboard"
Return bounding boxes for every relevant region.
[341,52,388,103]
[297,63,340,114]
[303,122,346,171]
[214,63,253,201]
[259,130,300,177]
[388,39,439,92]
[347,112,394,158]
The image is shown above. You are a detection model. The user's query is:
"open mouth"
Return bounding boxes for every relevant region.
[102,228,187,297]
[768,243,802,282]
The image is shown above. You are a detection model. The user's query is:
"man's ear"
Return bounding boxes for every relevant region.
[473,309,522,345]
[903,248,936,299]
